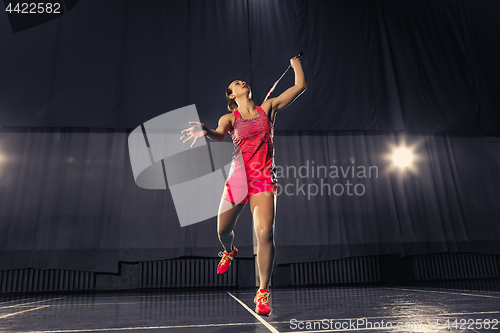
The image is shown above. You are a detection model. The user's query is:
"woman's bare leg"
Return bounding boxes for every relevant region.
[249,191,276,290]
[217,197,246,252]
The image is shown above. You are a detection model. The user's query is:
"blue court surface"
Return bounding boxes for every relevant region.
[1,280,499,333]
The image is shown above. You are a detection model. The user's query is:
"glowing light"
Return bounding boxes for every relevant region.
[392,148,413,167]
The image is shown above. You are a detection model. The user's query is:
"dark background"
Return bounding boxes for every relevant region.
[0,0,499,273]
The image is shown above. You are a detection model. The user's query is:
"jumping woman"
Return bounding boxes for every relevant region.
[180,56,306,315]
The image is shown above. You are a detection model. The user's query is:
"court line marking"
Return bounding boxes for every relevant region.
[10,297,379,307]
[383,287,500,299]
[0,297,44,305]
[6,285,491,301]
[12,313,497,333]
[384,285,500,295]
[429,287,500,294]
[9,298,246,308]
[18,322,264,333]
[0,296,68,309]
[6,305,499,332]
[227,291,280,333]
[0,305,50,319]
[425,310,500,317]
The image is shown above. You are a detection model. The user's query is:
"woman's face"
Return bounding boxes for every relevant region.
[229,80,251,100]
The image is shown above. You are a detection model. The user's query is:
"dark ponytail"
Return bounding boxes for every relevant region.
[226,85,238,112]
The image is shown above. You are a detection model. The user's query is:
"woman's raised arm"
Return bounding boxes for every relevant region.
[261,56,307,121]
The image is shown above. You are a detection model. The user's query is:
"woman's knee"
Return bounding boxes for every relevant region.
[255,223,274,242]
[217,228,233,236]
[217,224,234,236]
[217,202,243,236]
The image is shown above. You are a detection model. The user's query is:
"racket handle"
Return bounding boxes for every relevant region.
[296,52,304,59]
[263,82,277,102]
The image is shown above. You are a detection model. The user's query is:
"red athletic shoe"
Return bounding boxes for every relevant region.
[254,288,271,315]
[217,246,238,274]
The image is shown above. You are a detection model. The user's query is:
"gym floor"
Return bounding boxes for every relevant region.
[1,279,499,333]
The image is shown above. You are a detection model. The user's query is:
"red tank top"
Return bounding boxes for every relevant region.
[228,106,276,181]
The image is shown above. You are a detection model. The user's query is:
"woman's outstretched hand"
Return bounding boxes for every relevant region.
[180,121,207,147]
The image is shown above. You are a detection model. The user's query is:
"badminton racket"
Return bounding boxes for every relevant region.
[262,52,303,104]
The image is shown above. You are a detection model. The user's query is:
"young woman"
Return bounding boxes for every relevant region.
[180,56,306,316]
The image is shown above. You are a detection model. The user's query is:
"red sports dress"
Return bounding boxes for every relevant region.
[222,106,277,204]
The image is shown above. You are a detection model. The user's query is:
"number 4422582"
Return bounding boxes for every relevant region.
[5,2,61,14]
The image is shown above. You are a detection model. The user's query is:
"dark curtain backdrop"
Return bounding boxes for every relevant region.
[0,128,255,272]
[0,128,499,273]
[273,131,500,264]
[1,0,499,273]
[0,0,499,133]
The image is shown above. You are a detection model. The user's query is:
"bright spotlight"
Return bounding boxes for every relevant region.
[392,148,413,167]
